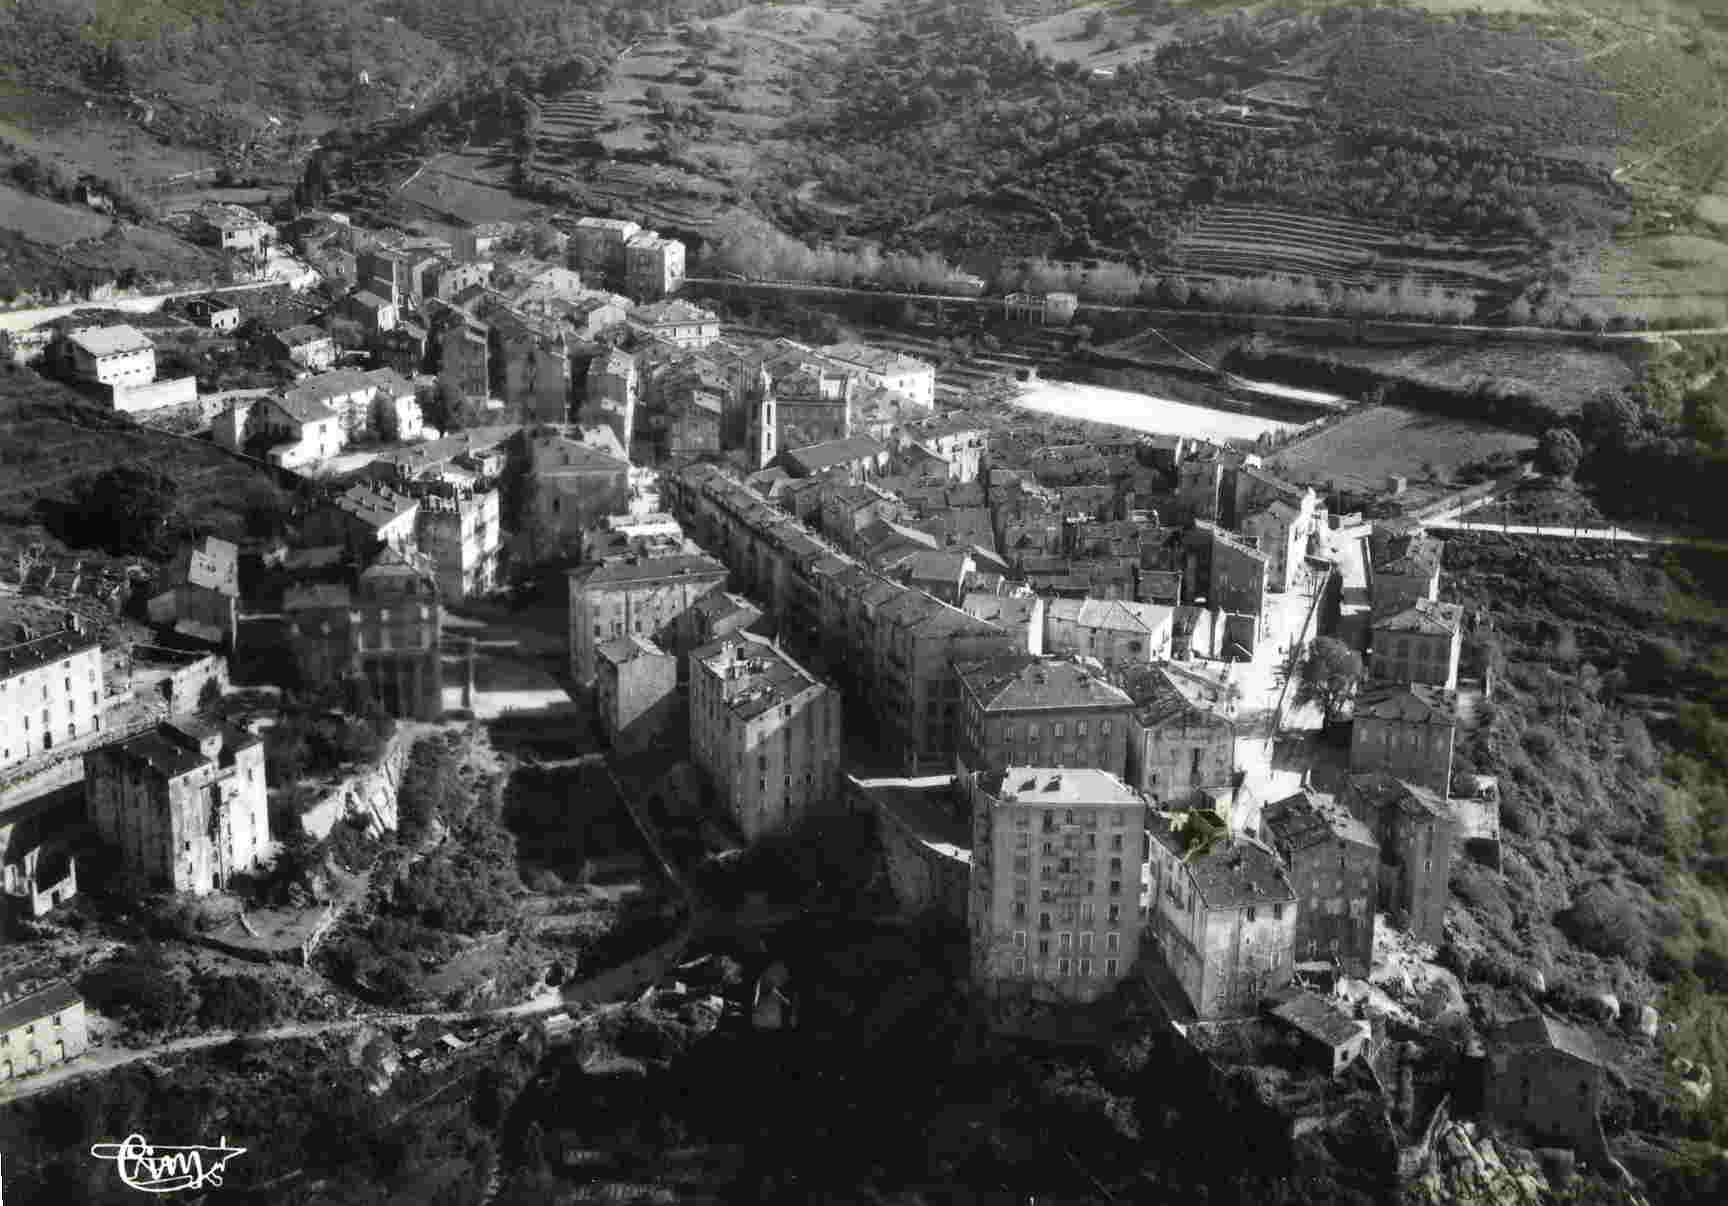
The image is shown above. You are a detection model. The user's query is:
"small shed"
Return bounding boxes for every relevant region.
[1268,990,1372,1076]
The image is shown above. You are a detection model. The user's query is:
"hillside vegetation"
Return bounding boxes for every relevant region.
[1439,535,1728,1178]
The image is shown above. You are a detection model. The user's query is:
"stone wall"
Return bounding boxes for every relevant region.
[298,725,416,840]
[866,785,969,924]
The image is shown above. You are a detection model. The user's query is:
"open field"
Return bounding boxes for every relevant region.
[1239,335,1647,419]
[0,186,113,246]
[1566,234,1728,325]
[1267,404,1537,496]
[1009,378,1294,444]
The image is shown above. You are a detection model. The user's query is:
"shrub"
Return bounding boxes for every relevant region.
[80,947,199,1036]
[1559,881,1652,964]
[195,973,283,1032]
[1522,724,1559,759]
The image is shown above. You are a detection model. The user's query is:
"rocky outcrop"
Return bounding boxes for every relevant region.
[299,726,417,839]
[1402,1113,1653,1206]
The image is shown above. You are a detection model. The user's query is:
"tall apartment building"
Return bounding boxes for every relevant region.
[1350,682,1458,797]
[967,766,1148,1004]
[1144,813,1297,1019]
[1343,772,1457,946]
[524,432,632,563]
[690,633,842,842]
[1262,789,1379,975]
[414,485,502,603]
[283,550,444,720]
[624,232,686,300]
[0,626,104,772]
[596,636,679,756]
[567,553,729,683]
[572,217,643,280]
[956,655,1133,779]
[85,717,269,896]
[584,347,639,452]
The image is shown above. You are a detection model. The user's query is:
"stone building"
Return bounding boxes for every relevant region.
[1484,1013,1610,1148]
[1119,665,1235,807]
[567,553,729,684]
[0,625,104,772]
[1042,598,1174,668]
[1261,789,1378,974]
[439,320,491,402]
[414,485,502,603]
[584,347,639,452]
[1343,772,1456,945]
[1368,524,1443,614]
[625,299,721,350]
[967,766,1147,1003]
[523,432,632,563]
[1,794,79,918]
[689,633,842,842]
[595,636,679,756]
[0,980,89,1082]
[571,216,642,280]
[1144,813,1297,1019]
[85,717,269,895]
[686,591,765,658]
[1183,522,1268,623]
[1349,682,1457,796]
[1369,600,1464,691]
[283,550,444,720]
[956,655,1133,779]
[624,231,686,300]
[302,483,420,556]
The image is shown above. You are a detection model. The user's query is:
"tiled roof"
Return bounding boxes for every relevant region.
[1045,598,1173,635]
[1271,991,1367,1049]
[573,554,728,589]
[958,655,1132,713]
[283,582,353,610]
[694,632,825,722]
[1373,599,1463,636]
[1345,772,1449,820]
[783,435,888,474]
[961,593,1038,629]
[820,343,933,377]
[274,324,329,348]
[597,635,670,666]
[0,981,82,1034]
[1501,1013,1605,1067]
[67,324,152,357]
[1123,665,1231,730]
[327,483,418,529]
[0,630,100,684]
[1353,682,1456,726]
[631,299,717,326]
[1155,824,1294,910]
[1263,790,1376,853]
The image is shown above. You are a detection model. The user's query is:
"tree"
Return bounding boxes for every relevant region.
[1537,426,1583,480]
[51,464,180,557]
[1297,636,1364,724]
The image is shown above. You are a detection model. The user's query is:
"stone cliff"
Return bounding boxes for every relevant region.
[299,725,418,839]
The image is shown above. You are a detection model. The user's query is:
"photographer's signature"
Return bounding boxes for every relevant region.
[90,1134,247,1194]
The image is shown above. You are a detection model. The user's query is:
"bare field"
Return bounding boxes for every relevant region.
[1268,405,1536,495]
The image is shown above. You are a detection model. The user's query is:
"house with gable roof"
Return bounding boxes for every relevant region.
[1342,772,1456,945]
[1119,664,1236,807]
[956,654,1133,779]
[1369,599,1465,690]
[1484,1013,1613,1147]
[1042,598,1173,667]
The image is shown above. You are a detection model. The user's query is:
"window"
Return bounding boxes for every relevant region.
[1012,901,1026,919]
[1272,904,1283,921]
[1108,904,1121,924]
[1111,833,1124,852]
[1028,724,1040,741]
[1105,958,1119,977]
[1080,901,1094,922]
[1038,912,1052,932]
[1106,932,1120,953]
[1076,721,1086,737]
[1057,958,1071,976]
[1013,957,1027,975]
[1037,939,1050,956]
[1059,932,1073,952]
[1079,932,1093,953]
[1101,720,1111,735]
[1246,906,1257,922]
[1109,880,1122,896]
[1013,931,1027,949]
